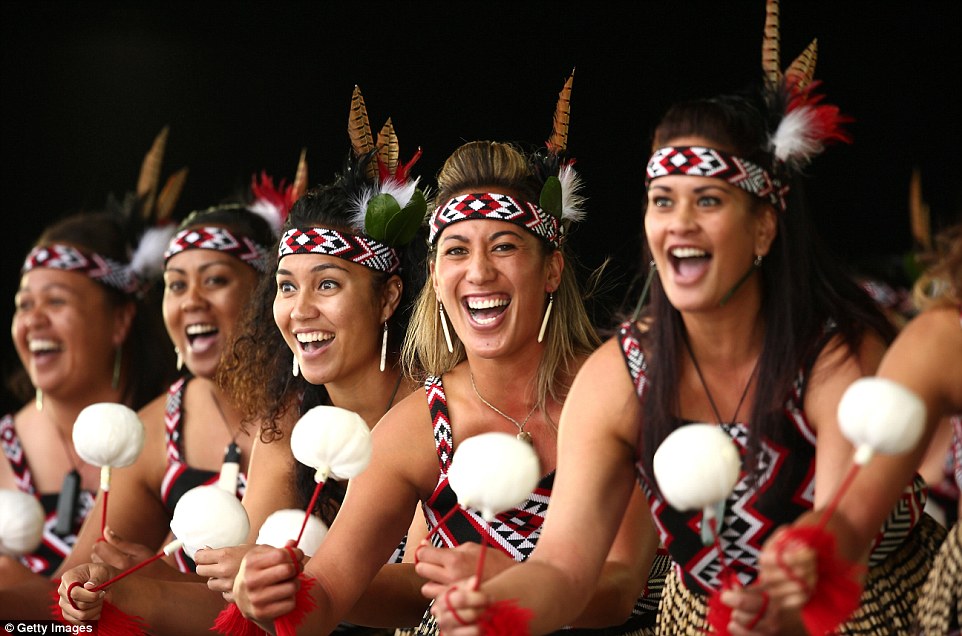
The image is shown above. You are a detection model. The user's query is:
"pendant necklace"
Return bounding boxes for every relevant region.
[51,418,82,537]
[682,334,758,545]
[469,372,537,444]
[210,389,243,494]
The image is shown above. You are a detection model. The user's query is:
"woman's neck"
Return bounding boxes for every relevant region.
[325,364,408,429]
[38,384,125,436]
[462,350,542,409]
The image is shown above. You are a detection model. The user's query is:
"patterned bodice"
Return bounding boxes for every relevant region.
[0,412,96,576]
[618,320,927,595]
[160,377,246,572]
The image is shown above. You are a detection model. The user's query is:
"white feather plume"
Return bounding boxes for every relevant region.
[379,176,420,210]
[348,177,422,235]
[247,199,284,236]
[558,165,586,224]
[130,225,177,281]
[770,106,824,168]
[348,185,378,232]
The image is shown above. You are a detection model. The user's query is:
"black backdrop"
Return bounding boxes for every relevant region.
[3,1,961,414]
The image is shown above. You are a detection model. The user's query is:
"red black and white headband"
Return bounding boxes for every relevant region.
[22,244,141,295]
[278,227,400,274]
[164,226,270,273]
[646,146,787,212]
[429,192,562,247]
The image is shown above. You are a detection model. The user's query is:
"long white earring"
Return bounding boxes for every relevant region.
[537,292,554,343]
[380,322,389,372]
[292,354,300,377]
[175,347,183,371]
[35,389,42,412]
[438,301,454,354]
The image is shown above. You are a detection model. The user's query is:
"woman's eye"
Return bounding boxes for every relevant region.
[697,196,721,206]
[14,298,32,312]
[166,280,185,293]
[205,276,229,287]
[652,197,672,208]
[492,243,517,252]
[277,281,295,293]
[319,279,339,291]
[444,247,467,256]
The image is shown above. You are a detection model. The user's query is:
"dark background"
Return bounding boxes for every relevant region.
[2,1,961,415]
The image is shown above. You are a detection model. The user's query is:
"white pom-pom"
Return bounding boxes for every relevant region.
[0,489,45,557]
[447,432,540,521]
[290,406,372,483]
[257,509,328,557]
[653,424,741,511]
[72,403,145,468]
[838,377,926,464]
[169,485,250,559]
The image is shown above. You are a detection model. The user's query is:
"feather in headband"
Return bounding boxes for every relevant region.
[249,148,309,236]
[762,0,851,173]
[345,86,427,247]
[536,69,586,235]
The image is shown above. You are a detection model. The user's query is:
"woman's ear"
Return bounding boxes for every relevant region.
[546,250,564,293]
[112,301,137,348]
[380,274,403,323]
[754,204,778,257]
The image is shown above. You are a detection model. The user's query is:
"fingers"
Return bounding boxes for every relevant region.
[431,579,488,636]
[233,546,303,621]
[58,580,105,623]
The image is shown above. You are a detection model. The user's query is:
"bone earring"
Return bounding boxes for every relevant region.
[537,292,554,343]
[35,389,42,412]
[380,322,389,372]
[438,301,454,354]
[175,347,183,371]
[112,347,123,390]
[292,354,300,377]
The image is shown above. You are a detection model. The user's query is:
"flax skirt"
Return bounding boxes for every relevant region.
[655,514,946,635]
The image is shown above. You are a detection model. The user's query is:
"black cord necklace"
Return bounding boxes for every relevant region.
[683,334,758,426]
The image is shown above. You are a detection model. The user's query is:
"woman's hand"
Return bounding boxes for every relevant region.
[195,544,255,602]
[430,577,489,636]
[232,541,304,621]
[414,542,515,599]
[57,563,117,623]
[89,525,157,571]
[721,582,807,636]
[757,526,818,610]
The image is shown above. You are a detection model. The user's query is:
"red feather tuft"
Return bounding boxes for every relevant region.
[274,573,318,636]
[213,602,267,636]
[478,599,534,636]
[785,81,853,146]
[250,172,296,224]
[774,525,864,635]
[705,572,740,635]
[379,148,423,186]
[50,586,150,636]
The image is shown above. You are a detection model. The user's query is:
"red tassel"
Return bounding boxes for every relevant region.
[213,602,267,636]
[773,525,864,635]
[50,586,149,636]
[705,571,739,635]
[477,599,533,636]
[274,573,318,636]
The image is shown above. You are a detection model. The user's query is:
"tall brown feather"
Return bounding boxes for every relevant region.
[377,119,399,177]
[547,69,574,155]
[348,86,376,180]
[909,168,932,251]
[155,167,188,223]
[761,0,782,87]
[292,148,309,202]
[785,39,818,90]
[138,126,169,201]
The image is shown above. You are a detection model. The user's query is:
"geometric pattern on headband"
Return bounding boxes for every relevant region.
[21,244,140,295]
[164,226,269,273]
[278,227,400,273]
[645,146,786,211]
[429,192,561,247]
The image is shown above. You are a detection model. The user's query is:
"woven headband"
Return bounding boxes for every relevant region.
[164,226,270,273]
[646,146,787,211]
[278,227,400,273]
[429,192,561,247]
[21,244,140,295]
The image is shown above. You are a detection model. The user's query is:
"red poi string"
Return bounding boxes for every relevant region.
[101,489,109,535]
[66,549,170,610]
[296,480,325,546]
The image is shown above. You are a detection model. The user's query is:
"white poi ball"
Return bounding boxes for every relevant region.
[447,432,540,521]
[0,489,45,557]
[257,509,328,556]
[653,424,741,512]
[290,405,372,482]
[170,485,250,559]
[838,377,926,463]
[72,403,145,468]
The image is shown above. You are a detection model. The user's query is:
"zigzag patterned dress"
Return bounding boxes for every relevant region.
[617,320,945,635]
[413,375,668,636]
[1,413,95,576]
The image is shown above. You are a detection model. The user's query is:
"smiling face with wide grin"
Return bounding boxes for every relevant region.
[274,250,399,387]
[163,248,259,379]
[645,137,777,314]
[432,217,562,360]
[12,268,128,401]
